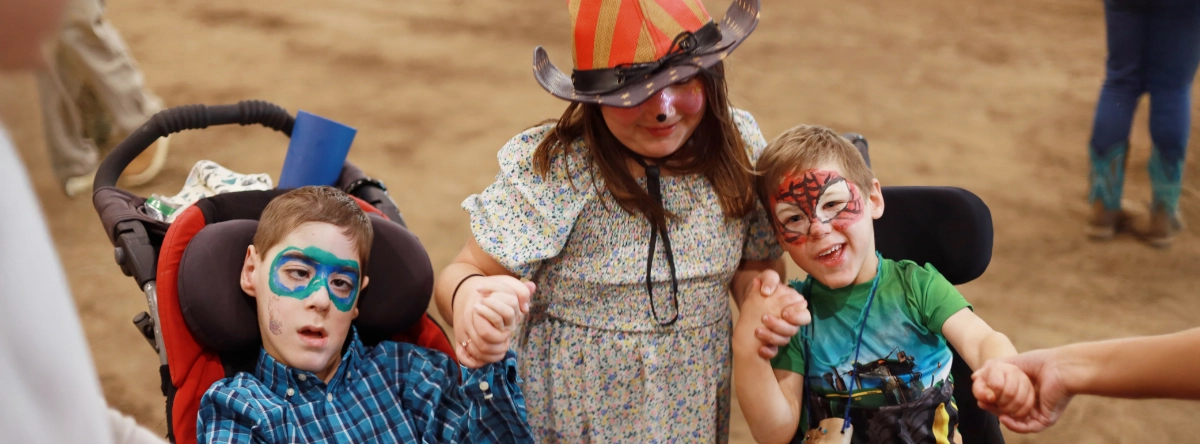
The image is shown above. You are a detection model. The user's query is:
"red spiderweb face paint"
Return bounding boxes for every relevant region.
[770,170,864,245]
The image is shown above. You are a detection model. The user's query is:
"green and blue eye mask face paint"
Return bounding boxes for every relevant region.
[268,246,361,312]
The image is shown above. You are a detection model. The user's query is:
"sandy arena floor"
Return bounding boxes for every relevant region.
[2,0,1199,442]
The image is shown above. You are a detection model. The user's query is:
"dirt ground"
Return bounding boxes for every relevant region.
[2,0,1199,442]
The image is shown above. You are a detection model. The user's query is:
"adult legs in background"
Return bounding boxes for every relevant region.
[37,39,101,189]
[38,0,167,197]
[1085,0,1147,239]
[1141,0,1200,247]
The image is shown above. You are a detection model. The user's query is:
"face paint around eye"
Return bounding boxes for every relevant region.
[268,246,361,312]
[774,202,811,237]
[814,181,854,221]
[770,169,865,245]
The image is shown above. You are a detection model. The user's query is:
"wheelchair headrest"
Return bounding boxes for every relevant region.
[874,186,993,285]
[177,214,434,353]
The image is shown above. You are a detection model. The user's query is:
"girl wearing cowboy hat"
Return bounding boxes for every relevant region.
[433,0,805,441]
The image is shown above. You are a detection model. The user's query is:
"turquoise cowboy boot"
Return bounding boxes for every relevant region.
[1086,141,1130,239]
[1142,148,1185,248]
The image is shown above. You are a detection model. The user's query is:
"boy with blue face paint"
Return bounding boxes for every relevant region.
[268,246,363,314]
[198,186,533,443]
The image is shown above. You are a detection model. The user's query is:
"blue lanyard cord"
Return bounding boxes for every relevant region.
[800,252,884,433]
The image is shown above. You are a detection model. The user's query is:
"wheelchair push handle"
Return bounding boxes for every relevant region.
[93,100,295,189]
[842,132,869,168]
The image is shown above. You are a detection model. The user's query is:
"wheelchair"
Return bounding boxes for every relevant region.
[91,101,453,444]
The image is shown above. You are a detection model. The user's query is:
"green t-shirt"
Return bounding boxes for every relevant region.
[771,258,971,405]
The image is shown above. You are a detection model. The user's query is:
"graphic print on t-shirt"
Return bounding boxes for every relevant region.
[771,258,973,442]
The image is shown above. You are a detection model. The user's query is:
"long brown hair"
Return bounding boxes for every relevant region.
[532,62,755,229]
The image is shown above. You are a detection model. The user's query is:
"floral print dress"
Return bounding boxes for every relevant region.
[462,109,782,443]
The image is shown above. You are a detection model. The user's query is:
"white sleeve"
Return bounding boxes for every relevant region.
[0,126,116,444]
[108,408,168,444]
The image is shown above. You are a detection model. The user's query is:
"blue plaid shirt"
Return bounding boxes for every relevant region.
[197,329,532,443]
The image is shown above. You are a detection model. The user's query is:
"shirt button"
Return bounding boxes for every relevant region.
[286,388,294,397]
[327,393,334,402]
[297,374,307,381]
[479,381,490,391]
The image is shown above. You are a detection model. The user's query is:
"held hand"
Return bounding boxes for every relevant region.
[738,270,810,359]
[473,287,525,332]
[453,275,534,368]
[971,350,1072,433]
[971,361,1035,420]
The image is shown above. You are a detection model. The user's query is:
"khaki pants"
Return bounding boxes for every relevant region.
[37,0,162,182]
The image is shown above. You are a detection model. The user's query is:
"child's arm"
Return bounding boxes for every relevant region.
[972,327,1200,433]
[941,308,1017,369]
[733,265,812,359]
[941,309,1035,422]
[731,258,785,306]
[197,385,270,444]
[462,283,529,365]
[400,345,533,443]
[435,239,534,368]
[733,279,808,444]
[733,355,805,444]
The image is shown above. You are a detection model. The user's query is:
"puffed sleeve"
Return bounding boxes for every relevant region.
[461,125,595,279]
[732,108,784,261]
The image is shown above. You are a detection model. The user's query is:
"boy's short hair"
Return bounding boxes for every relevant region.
[755,124,876,213]
[254,186,374,273]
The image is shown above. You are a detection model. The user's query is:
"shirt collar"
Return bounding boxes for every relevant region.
[255,327,364,400]
[805,257,890,314]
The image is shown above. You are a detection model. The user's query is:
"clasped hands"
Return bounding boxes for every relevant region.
[735,270,812,359]
[454,270,812,367]
[452,275,533,368]
[971,349,1070,433]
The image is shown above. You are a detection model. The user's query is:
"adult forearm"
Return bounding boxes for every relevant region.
[1060,327,1200,400]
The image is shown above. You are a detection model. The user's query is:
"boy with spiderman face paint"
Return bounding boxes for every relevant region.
[733,126,1031,443]
[770,170,871,288]
[199,186,533,443]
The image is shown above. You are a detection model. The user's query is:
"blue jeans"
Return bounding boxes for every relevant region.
[1089,0,1200,212]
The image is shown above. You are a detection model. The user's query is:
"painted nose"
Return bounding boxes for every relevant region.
[642,87,677,123]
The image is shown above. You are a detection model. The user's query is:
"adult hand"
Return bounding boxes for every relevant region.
[971,349,1073,433]
[453,275,534,368]
[741,269,810,359]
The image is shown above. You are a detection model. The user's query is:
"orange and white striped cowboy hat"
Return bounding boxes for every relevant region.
[533,0,760,107]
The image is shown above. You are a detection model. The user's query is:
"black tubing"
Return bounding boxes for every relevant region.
[94,100,294,189]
